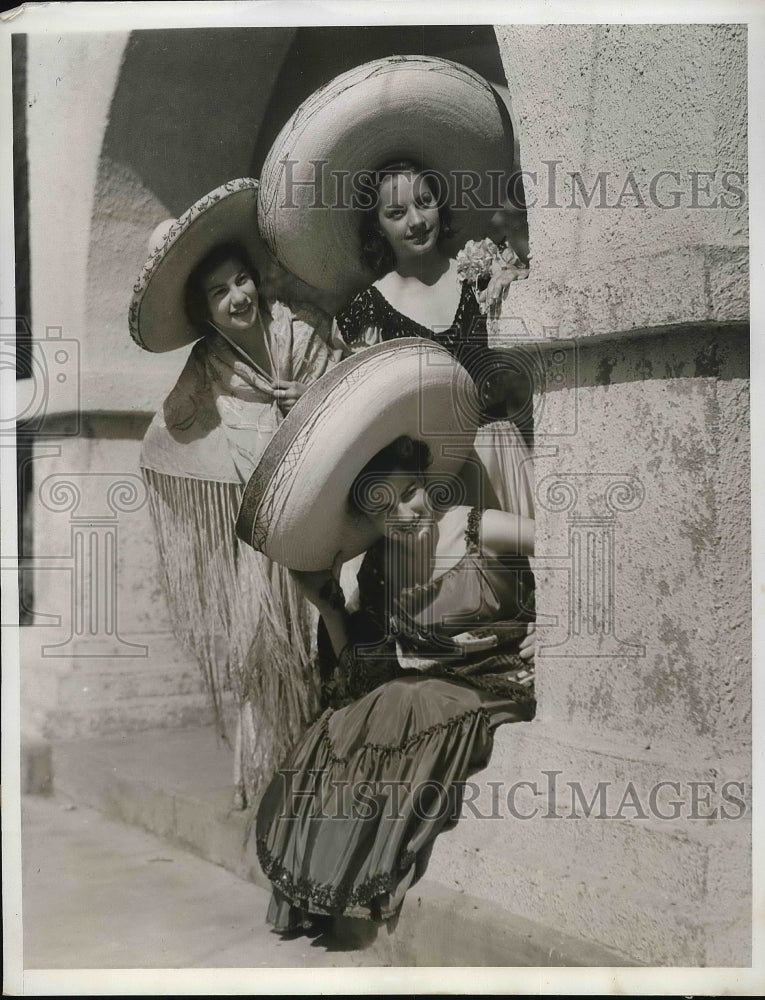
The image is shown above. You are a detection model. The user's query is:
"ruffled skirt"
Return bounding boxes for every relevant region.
[254,673,526,931]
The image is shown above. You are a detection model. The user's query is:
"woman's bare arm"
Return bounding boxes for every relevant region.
[291,562,350,658]
[478,508,535,557]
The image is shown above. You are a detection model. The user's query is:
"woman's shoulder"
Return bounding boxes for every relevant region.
[271,298,331,338]
[270,297,324,322]
[157,340,215,430]
[436,504,475,542]
[334,286,380,334]
[371,271,398,296]
[438,504,503,552]
[336,286,378,314]
[162,337,209,396]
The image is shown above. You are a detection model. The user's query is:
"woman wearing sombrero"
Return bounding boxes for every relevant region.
[258,54,533,513]
[236,339,536,935]
[129,178,335,807]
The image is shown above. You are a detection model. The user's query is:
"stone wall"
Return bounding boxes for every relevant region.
[428,23,749,966]
[21,32,208,739]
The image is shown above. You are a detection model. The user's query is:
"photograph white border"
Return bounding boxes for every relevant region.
[1,0,762,994]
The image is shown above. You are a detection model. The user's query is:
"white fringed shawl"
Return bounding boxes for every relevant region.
[140,303,333,798]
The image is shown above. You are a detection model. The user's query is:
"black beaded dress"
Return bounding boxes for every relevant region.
[331,279,491,384]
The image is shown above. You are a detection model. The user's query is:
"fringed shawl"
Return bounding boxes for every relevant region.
[140,301,333,797]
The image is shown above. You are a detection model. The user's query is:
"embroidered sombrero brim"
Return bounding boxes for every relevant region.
[258,56,514,302]
[236,338,480,571]
[129,178,270,353]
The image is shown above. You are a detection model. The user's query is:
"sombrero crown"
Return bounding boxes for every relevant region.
[236,339,481,571]
[258,56,514,302]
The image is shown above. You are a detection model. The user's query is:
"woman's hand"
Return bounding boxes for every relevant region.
[485,264,529,314]
[292,568,337,608]
[519,621,536,664]
[272,380,308,413]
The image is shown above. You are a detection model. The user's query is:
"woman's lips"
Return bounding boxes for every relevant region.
[230,303,253,319]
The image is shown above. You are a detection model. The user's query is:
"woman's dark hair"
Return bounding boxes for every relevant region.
[359,160,454,276]
[184,241,260,331]
[348,435,432,516]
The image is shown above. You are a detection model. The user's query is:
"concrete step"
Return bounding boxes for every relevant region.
[47,726,638,968]
[432,829,746,967]
[21,627,220,739]
[432,764,747,909]
[57,664,206,702]
[49,693,218,739]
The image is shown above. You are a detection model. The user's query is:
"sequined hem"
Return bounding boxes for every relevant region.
[257,838,397,914]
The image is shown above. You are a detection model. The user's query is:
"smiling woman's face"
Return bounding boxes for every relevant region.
[375,172,441,262]
[203,256,259,334]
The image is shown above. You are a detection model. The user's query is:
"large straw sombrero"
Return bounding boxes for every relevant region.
[258,56,514,302]
[129,178,269,353]
[236,338,480,571]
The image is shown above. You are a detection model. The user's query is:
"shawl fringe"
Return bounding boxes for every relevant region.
[143,467,321,796]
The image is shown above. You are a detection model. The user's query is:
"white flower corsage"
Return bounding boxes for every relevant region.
[455,239,523,314]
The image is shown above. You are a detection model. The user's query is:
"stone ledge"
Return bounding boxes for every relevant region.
[492,244,748,344]
[21,628,222,740]
[15,362,180,422]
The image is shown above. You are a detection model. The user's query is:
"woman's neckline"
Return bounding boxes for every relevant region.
[394,505,476,592]
[368,279,470,335]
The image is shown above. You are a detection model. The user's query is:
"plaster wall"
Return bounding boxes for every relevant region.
[459,23,752,964]
[533,331,750,753]
[24,32,179,415]
[495,23,748,340]
[26,33,128,342]
[22,35,211,737]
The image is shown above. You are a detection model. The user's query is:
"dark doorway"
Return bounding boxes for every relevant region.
[251,25,506,175]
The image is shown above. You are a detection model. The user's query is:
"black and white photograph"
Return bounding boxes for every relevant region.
[1,1,761,994]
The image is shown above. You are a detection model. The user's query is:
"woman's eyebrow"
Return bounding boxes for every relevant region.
[204,280,227,294]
